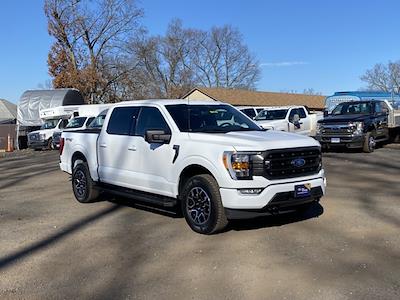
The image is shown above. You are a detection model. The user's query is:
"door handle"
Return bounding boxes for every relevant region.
[99,143,107,148]
[128,146,137,151]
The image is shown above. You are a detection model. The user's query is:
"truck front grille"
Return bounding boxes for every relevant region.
[252,147,322,180]
[320,124,353,136]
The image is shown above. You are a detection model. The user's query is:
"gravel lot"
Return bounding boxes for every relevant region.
[0,145,399,299]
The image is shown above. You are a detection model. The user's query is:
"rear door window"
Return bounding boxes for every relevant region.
[107,107,140,135]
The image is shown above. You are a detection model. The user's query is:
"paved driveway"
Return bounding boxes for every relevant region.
[0,146,399,299]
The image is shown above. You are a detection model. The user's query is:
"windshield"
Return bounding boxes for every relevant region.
[88,110,108,128]
[40,119,59,130]
[331,102,373,115]
[166,104,262,133]
[66,117,86,129]
[255,109,288,121]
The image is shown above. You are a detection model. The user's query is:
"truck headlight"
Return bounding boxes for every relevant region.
[223,152,252,180]
[316,123,323,134]
[350,122,363,135]
[39,134,46,140]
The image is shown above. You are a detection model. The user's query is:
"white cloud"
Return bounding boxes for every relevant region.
[260,61,309,67]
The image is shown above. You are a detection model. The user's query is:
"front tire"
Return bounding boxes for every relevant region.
[181,174,228,234]
[47,138,55,150]
[363,132,375,153]
[72,162,99,203]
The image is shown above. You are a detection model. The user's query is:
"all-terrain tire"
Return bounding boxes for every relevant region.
[72,162,99,203]
[47,138,55,150]
[363,132,375,153]
[181,174,228,234]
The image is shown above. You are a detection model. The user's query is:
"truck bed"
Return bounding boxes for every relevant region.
[60,130,100,180]
[66,128,102,134]
[394,110,400,127]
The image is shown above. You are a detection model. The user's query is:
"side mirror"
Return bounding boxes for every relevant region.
[323,110,329,117]
[292,114,300,123]
[145,130,171,144]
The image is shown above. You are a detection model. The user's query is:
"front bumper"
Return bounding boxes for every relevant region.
[28,140,48,149]
[52,141,60,149]
[316,134,365,148]
[220,175,326,219]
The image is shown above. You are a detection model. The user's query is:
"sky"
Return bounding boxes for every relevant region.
[1,0,400,103]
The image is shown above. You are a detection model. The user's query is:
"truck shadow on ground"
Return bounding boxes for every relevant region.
[107,196,324,232]
[228,202,324,231]
[0,204,123,271]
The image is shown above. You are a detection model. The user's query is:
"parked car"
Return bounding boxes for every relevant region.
[52,116,95,149]
[59,100,326,234]
[316,100,399,152]
[254,106,322,136]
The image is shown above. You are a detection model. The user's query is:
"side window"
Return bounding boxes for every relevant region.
[107,107,140,135]
[136,107,171,137]
[242,108,256,119]
[59,119,69,129]
[298,108,307,118]
[380,102,389,114]
[86,117,95,127]
[289,109,298,121]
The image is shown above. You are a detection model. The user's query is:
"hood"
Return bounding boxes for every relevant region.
[29,128,53,135]
[189,130,320,151]
[319,114,370,124]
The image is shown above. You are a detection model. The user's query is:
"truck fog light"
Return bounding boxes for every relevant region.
[238,188,263,195]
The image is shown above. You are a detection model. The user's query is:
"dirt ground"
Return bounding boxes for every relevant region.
[0,145,399,299]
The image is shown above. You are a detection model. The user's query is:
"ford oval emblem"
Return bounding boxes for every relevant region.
[291,158,306,168]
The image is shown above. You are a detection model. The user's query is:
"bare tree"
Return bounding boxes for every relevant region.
[361,61,400,93]
[303,88,322,95]
[45,0,143,103]
[126,20,198,98]
[190,25,260,89]
[126,21,261,98]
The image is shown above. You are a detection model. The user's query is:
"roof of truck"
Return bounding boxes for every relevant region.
[114,99,226,106]
[260,105,304,110]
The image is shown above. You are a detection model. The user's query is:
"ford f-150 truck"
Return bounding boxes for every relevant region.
[59,100,326,234]
[316,100,400,152]
[254,106,322,136]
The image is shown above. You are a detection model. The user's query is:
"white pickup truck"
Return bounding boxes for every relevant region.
[254,106,322,136]
[59,100,326,234]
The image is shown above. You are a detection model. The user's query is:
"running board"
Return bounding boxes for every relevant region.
[98,183,177,208]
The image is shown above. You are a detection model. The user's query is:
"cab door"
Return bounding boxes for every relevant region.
[288,108,309,135]
[374,102,389,139]
[97,106,140,187]
[132,106,176,197]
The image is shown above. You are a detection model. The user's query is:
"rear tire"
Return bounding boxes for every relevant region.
[72,162,99,203]
[181,174,228,234]
[363,132,375,153]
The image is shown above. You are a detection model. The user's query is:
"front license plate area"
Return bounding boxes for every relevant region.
[294,184,311,198]
[331,137,340,143]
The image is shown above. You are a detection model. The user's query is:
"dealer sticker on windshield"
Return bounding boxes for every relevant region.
[331,137,340,143]
[294,184,311,198]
